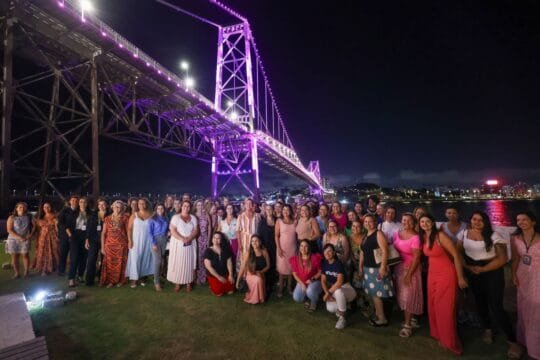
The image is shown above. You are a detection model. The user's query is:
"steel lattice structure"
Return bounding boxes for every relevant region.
[0,0,324,212]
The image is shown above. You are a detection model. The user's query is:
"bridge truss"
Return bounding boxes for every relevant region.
[0,0,324,212]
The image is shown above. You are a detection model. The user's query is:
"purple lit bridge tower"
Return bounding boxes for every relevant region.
[0,0,325,212]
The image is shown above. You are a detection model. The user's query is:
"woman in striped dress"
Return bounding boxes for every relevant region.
[167,200,199,292]
[100,201,129,288]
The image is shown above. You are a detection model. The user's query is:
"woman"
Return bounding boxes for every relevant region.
[290,239,322,311]
[33,202,59,276]
[457,211,521,358]
[275,204,297,297]
[393,213,423,337]
[85,198,108,286]
[126,198,154,288]
[204,232,235,296]
[440,205,467,243]
[6,202,32,278]
[419,213,467,355]
[360,214,394,327]
[148,203,169,291]
[330,201,347,232]
[100,201,129,288]
[321,243,357,330]
[237,235,270,304]
[511,211,539,360]
[194,200,212,285]
[296,204,321,254]
[217,204,238,263]
[68,197,91,287]
[379,205,400,244]
[257,203,277,293]
[316,203,330,253]
[354,201,365,219]
[323,219,350,265]
[236,198,261,272]
[345,211,360,237]
[349,220,364,290]
[413,206,427,232]
[128,197,139,216]
[167,200,199,292]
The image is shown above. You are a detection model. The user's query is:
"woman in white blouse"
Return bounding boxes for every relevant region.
[457,211,522,359]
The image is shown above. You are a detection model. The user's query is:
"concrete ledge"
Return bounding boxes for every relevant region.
[0,293,35,350]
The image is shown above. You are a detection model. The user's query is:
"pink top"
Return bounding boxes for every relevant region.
[393,231,421,266]
[289,254,322,284]
[330,213,347,232]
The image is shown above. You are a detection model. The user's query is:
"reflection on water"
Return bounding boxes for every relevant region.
[391,200,540,226]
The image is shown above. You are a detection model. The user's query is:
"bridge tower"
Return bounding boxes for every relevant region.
[211,22,260,201]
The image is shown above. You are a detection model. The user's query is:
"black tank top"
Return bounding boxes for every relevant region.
[255,255,267,271]
[361,231,379,268]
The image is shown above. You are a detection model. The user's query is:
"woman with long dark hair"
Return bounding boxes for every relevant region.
[457,211,521,358]
[85,198,109,286]
[290,239,322,311]
[420,213,467,355]
[275,204,297,297]
[204,232,235,296]
[148,203,169,291]
[511,211,539,360]
[237,235,270,304]
[33,202,59,276]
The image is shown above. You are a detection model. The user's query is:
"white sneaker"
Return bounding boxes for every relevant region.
[335,316,347,330]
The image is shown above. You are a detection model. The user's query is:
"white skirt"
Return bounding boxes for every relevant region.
[167,237,197,284]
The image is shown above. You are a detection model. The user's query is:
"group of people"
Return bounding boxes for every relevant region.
[4,195,539,359]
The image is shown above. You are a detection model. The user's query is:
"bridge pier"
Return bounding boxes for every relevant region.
[1,13,14,215]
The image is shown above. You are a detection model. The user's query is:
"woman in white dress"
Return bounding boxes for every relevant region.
[167,200,199,292]
[126,198,154,288]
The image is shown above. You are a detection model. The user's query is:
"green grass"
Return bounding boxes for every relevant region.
[0,244,512,360]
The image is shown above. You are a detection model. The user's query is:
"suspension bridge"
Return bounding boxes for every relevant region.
[0,0,326,213]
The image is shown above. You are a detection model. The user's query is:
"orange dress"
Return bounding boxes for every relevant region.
[33,216,59,274]
[424,239,462,355]
[100,214,129,286]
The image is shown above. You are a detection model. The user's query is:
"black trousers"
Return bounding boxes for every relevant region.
[68,230,88,280]
[58,236,70,274]
[85,237,101,285]
[467,264,516,342]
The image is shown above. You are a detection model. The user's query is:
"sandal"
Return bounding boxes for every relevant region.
[369,318,388,327]
[399,324,413,338]
[307,304,317,313]
[174,284,181,293]
[186,283,192,292]
[303,302,311,309]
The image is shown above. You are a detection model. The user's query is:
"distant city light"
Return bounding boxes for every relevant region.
[486,179,499,186]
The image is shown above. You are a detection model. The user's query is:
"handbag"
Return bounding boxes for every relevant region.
[373,244,401,266]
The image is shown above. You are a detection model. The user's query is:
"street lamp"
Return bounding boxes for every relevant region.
[79,0,93,21]
[185,77,195,88]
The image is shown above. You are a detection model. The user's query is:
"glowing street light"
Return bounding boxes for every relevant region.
[230,111,238,120]
[227,100,234,108]
[185,77,195,88]
[79,0,94,21]
[180,61,189,71]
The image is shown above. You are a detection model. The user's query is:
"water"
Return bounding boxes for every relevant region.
[386,199,540,226]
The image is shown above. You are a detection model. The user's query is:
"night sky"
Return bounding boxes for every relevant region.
[96,0,540,194]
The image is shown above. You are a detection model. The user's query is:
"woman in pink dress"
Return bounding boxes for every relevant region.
[511,211,539,360]
[275,204,297,297]
[329,201,347,232]
[419,214,468,355]
[295,204,321,254]
[237,235,270,304]
[393,213,423,338]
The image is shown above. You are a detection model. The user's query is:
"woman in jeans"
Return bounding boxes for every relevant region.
[290,239,322,311]
[148,203,169,291]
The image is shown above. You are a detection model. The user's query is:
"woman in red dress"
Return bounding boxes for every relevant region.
[419,213,468,355]
[100,201,129,288]
[33,202,59,275]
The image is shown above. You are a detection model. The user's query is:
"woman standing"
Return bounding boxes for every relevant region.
[345,211,360,237]
[217,204,238,263]
[330,201,347,232]
[33,202,59,276]
[100,201,129,288]
[85,198,108,286]
[296,204,321,254]
[290,240,322,311]
[511,211,540,360]
[148,203,169,291]
[237,235,270,304]
[419,214,467,355]
[126,198,154,288]
[457,211,521,357]
[322,244,357,330]
[257,203,277,293]
[440,206,467,243]
[167,201,199,292]
[194,200,212,285]
[204,232,235,296]
[360,214,394,327]
[275,204,297,297]
[323,219,350,265]
[316,204,330,253]
[349,220,364,290]
[6,202,32,279]
[68,197,91,287]
[393,213,423,337]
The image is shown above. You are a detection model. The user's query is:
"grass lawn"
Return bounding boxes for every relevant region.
[0,243,512,360]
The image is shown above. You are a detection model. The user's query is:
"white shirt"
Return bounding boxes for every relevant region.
[171,214,198,238]
[219,218,238,241]
[379,221,401,244]
[458,229,509,260]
